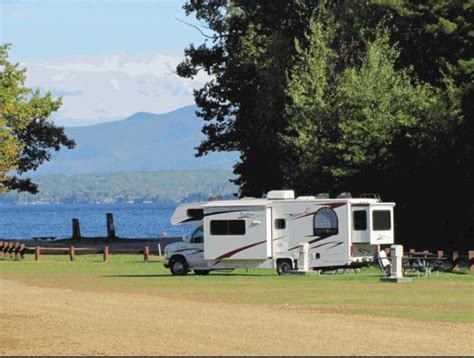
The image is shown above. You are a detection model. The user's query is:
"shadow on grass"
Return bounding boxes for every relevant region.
[104,274,175,278]
[104,272,275,278]
[444,269,471,275]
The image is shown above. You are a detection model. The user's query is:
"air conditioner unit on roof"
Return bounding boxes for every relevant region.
[267,190,295,200]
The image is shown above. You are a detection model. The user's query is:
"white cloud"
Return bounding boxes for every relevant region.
[21,50,210,126]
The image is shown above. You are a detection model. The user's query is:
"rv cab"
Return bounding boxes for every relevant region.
[164,225,209,275]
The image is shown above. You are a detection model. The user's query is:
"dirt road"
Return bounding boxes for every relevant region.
[0,279,472,356]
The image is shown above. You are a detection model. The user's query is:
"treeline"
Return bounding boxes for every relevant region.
[178,1,473,250]
[0,171,236,204]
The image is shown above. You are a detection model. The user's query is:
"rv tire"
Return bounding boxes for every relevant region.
[277,260,292,275]
[170,257,189,276]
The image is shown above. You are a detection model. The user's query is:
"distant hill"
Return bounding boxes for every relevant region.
[36,106,237,174]
[0,171,237,205]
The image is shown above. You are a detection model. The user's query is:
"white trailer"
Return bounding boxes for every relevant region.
[164,190,395,275]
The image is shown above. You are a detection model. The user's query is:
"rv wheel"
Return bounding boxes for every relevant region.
[277,260,292,275]
[170,257,189,276]
[194,270,210,275]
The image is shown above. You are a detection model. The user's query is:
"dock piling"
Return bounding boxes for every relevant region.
[106,213,116,240]
[72,218,81,240]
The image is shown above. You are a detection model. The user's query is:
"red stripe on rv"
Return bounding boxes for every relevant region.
[327,202,346,209]
[215,240,267,260]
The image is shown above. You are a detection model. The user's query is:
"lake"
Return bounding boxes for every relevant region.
[0,203,194,239]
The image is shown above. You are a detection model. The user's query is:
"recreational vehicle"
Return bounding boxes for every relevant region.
[164,190,395,275]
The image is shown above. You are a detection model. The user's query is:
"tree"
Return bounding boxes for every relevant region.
[381,0,473,249]
[177,1,404,196]
[284,20,463,189]
[0,44,75,193]
[283,16,468,249]
[178,0,315,196]
[0,118,20,193]
[178,1,472,249]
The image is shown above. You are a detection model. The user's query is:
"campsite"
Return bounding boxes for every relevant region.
[1,0,473,356]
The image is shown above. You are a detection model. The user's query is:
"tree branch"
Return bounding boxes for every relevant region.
[176,18,215,39]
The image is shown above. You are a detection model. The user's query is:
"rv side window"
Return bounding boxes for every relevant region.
[313,208,338,236]
[353,210,367,231]
[372,210,391,231]
[275,219,286,230]
[210,220,246,235]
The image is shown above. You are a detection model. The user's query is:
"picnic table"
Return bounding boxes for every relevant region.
[376,250,448,278]
[402,252,447,277]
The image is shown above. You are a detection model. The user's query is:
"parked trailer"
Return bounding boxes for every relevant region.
[164,190,395,275]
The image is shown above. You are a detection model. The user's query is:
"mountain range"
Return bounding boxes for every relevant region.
[37,106,237,175]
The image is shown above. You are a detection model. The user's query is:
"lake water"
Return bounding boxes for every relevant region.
[0,203,195,239]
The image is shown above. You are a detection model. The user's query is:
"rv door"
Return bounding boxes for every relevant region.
[351,206,370,243]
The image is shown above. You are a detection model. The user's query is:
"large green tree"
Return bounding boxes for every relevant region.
[283,17,466,248]
[178,0,316,196]
[0,44,75,193]
[178,0,473,249]
[284,23,461,193]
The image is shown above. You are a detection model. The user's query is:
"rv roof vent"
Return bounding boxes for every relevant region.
[297,196,316,200]
[315,193,330,199]
[267,190,295,200]
[360,193,382,201]
[336,192,352,199]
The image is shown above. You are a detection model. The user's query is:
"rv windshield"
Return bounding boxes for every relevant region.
[190,226,204,243]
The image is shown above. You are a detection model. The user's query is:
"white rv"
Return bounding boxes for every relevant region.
[164,190,395,275]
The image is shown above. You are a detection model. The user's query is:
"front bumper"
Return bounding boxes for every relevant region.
[163,259,170,268]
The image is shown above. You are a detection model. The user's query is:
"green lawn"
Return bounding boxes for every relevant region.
[1,254,473,323]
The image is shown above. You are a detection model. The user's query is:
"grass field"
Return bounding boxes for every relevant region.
[1,255,473,355]
[2,255,473,322]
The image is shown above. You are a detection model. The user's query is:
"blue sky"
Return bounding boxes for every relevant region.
[1,0,204,59]
[0,0,210,125]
